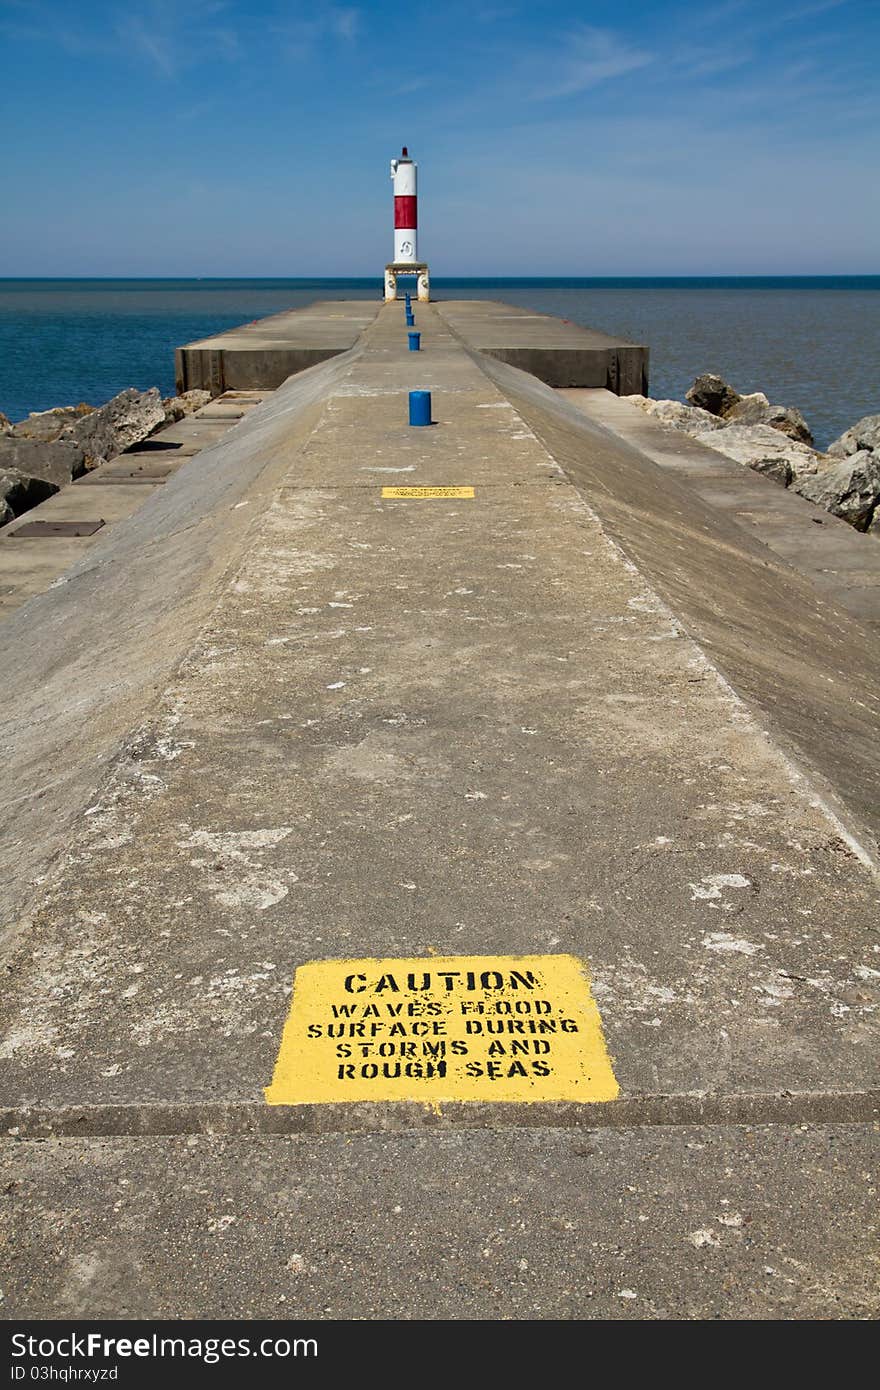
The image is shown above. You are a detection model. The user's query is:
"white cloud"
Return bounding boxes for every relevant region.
[532,25,654,100]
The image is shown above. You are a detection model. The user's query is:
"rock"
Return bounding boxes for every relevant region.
[764,403,813,446]
[10,403,93,442]
[685,373,741,417]
[725,392,771,426]
[826,413,880,459]
[162,389,211,425]
[750,456,793,487]
[0,466,59,525]
[713,391,813,445]
[0,412,12,435]
[628,396,726,434]
[792,451,880,532]
[0,436,86,488]
[685,375,814,444]
[693,423,821,481]
[68,387,166,468]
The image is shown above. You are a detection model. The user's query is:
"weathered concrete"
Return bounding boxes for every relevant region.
[560,388,880,633]
[0,396,268,617]
[434,299,649,393]
[175,298,649,397]
[175,301,381,395]
[1,301,877,1319]
[2,1126,876,1319]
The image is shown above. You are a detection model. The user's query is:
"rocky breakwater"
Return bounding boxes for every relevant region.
[626,373,880,536]
[0,388,210,527]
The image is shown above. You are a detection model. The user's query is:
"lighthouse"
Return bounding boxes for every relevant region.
[392,146,418,263]
[385,146,430,304]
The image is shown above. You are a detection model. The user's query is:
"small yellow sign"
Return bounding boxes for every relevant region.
[265,954,618,1106]
[381,486,475,499]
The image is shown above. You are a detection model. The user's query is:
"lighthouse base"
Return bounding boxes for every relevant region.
[385,263,430,303]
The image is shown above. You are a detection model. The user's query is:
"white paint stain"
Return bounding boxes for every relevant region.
[689,873,752,901]
[689,1229,721,1248]
[182,828,292,855]
[214,880,290,911]
[701,933,762,955]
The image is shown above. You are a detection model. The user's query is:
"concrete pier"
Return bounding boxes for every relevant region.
[0,300,877,1319]
[176,297,649,396]
[175,300,382,395]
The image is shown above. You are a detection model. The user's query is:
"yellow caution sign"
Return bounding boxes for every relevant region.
[265,954,618,1105]
[381,486,474,499]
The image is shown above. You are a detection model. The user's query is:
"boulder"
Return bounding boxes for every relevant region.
[724,392,771,427]
[693,423,821,481]
[627,396,725,434]
[0,436,86,488]
[792,452,880,532]
[826,413,880,459]
[764,403,813,446]
[10,403,93,442]
[162,389,211,425]
[0,466,59,526]
[68,387,166,468]
[0,412,12,435]
[711,391,813,444]
[685,373,741,417]
[750,456,793,487]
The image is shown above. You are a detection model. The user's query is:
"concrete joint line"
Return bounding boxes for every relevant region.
[2,1090,877,1139]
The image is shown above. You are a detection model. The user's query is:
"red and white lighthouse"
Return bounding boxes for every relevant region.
[385,146,430,303]
[391,146,418,264]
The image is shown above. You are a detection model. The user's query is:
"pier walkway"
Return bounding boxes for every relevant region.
[0,302,877,1319]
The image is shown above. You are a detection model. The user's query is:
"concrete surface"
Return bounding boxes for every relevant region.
[175,298,648,397]
[561,388,880,633]
[175,302,382,395]
[0,396,265,617]
[0,302,877,1319]
[2,1126,876,1319]
[434,299,649,393]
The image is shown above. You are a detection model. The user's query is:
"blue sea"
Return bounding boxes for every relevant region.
[1,277,878,450]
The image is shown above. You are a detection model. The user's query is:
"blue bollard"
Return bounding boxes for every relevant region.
[408,331,421,351]
[409,390,431,426]
[405,312,415,326]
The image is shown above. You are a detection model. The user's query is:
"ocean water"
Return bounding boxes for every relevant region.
[1,277,878,450]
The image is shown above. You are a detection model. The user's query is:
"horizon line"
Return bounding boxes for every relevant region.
[1,273,879,282]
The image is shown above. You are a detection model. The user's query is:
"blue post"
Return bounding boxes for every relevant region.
[408,332,421,351]
[405,311,415,326]
[409,390,431,426]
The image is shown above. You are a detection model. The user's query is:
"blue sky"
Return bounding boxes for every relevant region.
[1,0,878,275]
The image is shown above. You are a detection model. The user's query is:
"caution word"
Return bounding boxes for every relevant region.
[381,486,474,499]
[265,954,618,1105]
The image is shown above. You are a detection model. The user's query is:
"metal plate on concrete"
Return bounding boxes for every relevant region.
[265,954,618,1106]
[10,519,105,538]
[78,475,167,486]
[76,467,171,484]
[124,440,183,452]
[381,486,475,499]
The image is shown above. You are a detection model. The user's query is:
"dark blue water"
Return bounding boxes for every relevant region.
[1,278,878,450]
